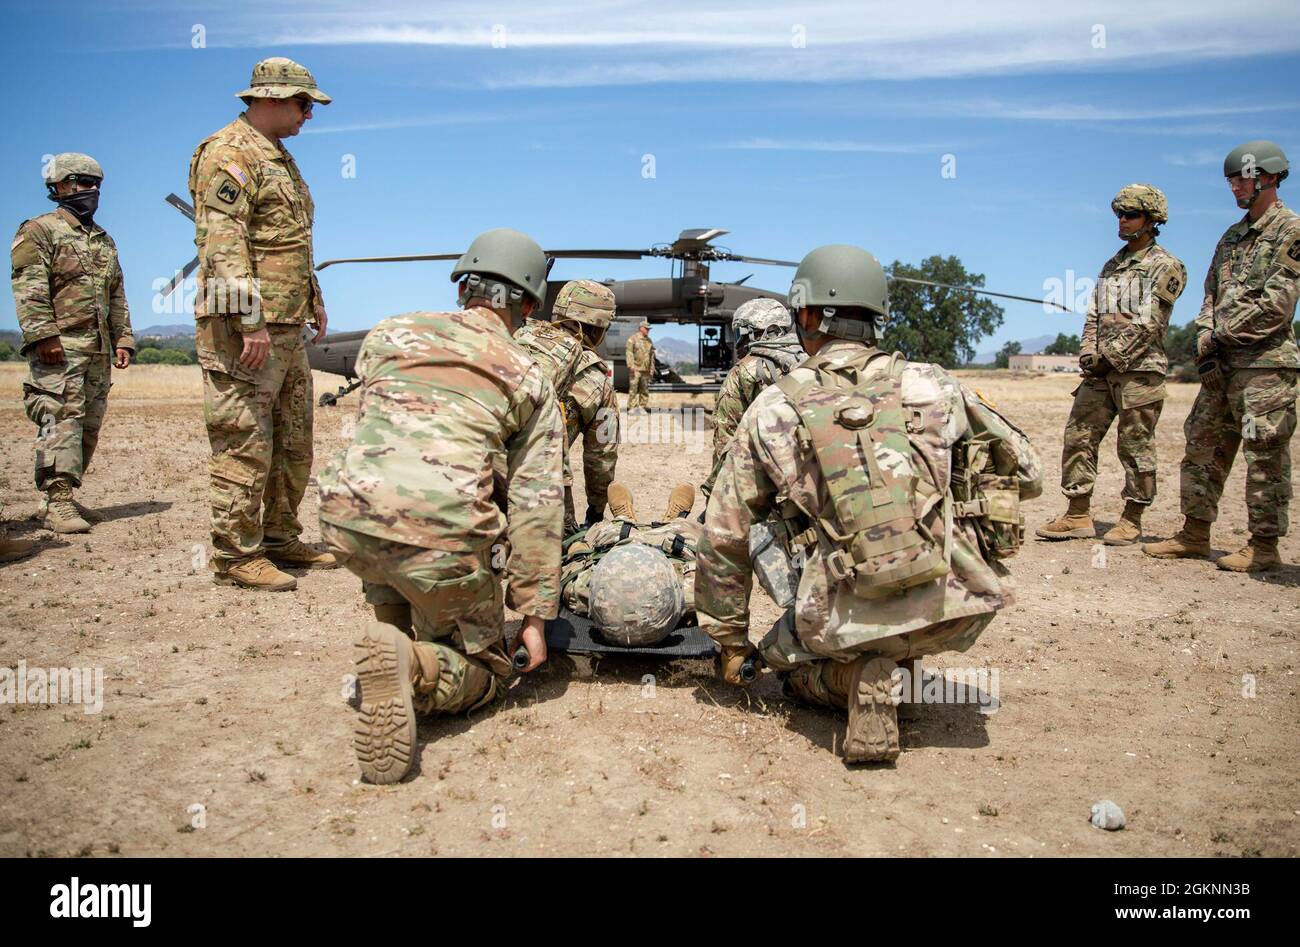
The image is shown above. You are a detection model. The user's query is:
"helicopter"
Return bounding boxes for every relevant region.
[164,196,1067,404]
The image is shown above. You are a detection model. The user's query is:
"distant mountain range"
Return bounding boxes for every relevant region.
[136,324,195,338]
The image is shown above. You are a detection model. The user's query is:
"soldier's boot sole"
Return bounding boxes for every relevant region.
[353,622,417,785]
[1141,539,1212,560]
[844,656,901,764]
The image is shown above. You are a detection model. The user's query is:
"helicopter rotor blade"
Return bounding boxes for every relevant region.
[316,253,463,271]
[720,253,800,267]
[888,276,1071,312]
[159,256,199,299]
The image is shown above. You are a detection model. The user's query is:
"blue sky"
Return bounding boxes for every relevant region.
[2,0,1298,353]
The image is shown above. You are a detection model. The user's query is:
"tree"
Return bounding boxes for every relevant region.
[882,256,1005,367]
[1044,333,1081,355]
[994,340,1021,370]
[0,341,13,361]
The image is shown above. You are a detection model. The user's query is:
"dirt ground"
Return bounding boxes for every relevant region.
[0,362,1296,858]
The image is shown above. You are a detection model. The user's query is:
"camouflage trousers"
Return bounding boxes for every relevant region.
[22,349,112,491]
[1179,367,1297,538]
[627,370,650,410]
[777,613,993,711]
[1061,372,1165,504]
[199,322,313,568]
[321,522,508,715]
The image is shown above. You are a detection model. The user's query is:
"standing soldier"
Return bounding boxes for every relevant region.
[514,279,620,533]
[188,58,337,591]
[624,320,655,411]
[11,152,134,534]
[696,245,1042,763]
[701,298,804,501]
[1145,141,1300,572]
[1037,184,1187,545]
[318,229,565,785]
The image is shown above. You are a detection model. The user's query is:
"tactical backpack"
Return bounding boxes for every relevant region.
[950,391,1028,560]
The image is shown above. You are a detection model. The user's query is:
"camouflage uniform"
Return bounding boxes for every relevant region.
[561,515,700,618]
[188,112,323,567]
[514,320,619,529]
[1180,201,1300,537]
[11,206,134,492]
[702,335,804,497]
[318,308,565,714]
[697,340,1042,709]
[1064,241,1187,504]
[625,330,654,410]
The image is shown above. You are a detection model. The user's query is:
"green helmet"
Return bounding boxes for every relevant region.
[1224,140,1289,182]
[1111,183,1168,224]
[553,279,615,330]
[44,152,103,186]
[788,244,889,341]
[451,228,549,309]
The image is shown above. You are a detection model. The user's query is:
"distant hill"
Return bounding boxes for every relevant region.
[136,324,195,338]
[974,334,1057,364]
[651,336,698,364]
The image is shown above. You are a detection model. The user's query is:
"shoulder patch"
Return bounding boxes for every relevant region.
[1153,265,1185,304]
[10,232,40,269]
[1278,232,1300,275]
[223,163,250,187]
[202,169,248,214]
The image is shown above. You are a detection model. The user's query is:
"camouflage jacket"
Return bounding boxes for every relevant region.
[564,348,620,514]
[514,319,583,397]
[187,113,323,331]
[696,340,1042,656]
[1196,200,1300,370]
[625,333,654,373]
[317,307,565,619]
[1081,241,1186,375]
[705,336,804,495]
[10,207,134,355]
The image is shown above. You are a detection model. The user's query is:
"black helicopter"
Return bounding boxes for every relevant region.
[164,196,1064,404]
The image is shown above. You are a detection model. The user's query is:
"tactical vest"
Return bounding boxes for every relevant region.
[951,392,1027,560]
[775,349,948,600]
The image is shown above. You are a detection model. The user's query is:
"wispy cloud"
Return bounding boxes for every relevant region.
[713,138,940,154]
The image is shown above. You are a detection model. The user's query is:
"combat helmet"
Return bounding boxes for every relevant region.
[451,228,549,319]
[1111,183,1168,224]
[43,152,102,187]
[733,298,792,342]
[788,244,890,340]
[236,57,332,104]
[1224,140,1289,182]
[588,544,684,647]
[553,279,616,347]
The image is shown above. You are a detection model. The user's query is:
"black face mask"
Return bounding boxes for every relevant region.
[52,188,100,223]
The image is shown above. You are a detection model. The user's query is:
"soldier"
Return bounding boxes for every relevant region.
[1145,140,1300,573]
[318,228,565,784]
[624,319,655,411]
[11,152,134,534]
[514,280,620,533]
[1037,184,1187,545]
[188,57,337,591]
[701,298,804,500]
[696,245,1042,763]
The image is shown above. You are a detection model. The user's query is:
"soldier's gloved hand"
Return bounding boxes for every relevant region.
[719,644,755,686]
[35,336,65,365]
[1198,358,1224,390]
[1195,331,1217,360]
[584,506,604,526]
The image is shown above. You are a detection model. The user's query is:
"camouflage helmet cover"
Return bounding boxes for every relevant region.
[450,228,549,304]
[1223,140,1289,181]
[44,152,103,186]
[237,57,332,104]
[732,297,792,339]
[553,279,616,329]
[1111,183,1168,224]
[588,544,684,647]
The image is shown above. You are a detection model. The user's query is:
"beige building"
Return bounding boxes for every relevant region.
[1008,353,1080,372]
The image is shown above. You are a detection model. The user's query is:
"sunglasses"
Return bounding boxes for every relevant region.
[292,97,314,114]
[1115,210,1144,221]
[63,174,102,188]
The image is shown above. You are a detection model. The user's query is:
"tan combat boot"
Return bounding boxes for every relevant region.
[663,483,695,519]
[1142,516,1212,560]
[607,482,635,520]
[353,622,418,784]
[826,656,902,763]
[1102,501,1146,546]
[42,482,91,534]
[265,539,339,570]
[1035,495,1094,540]
[0,533,38,564]
[38,493,103,524]
[1216,535,1281,573]
[213,556,298,591]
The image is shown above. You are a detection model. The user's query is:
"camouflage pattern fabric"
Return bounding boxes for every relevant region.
[1061,373,1165,504]
[1195,201,1300,370]
[627,370,651,410]
[562,516,700,617]
[10,208,134,355]
[513,318,582,398]
[22,350,112,491]
[696,339,1042,671]
[1080,241,1186,375]
[588,543,685,646]
[318,307,564,620]
[1179,367,1297,537]
[703,335,804,497]
[199,324,313,566]
[625,333,654,410]
[563,348,619,524]
[188,113,324,330]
